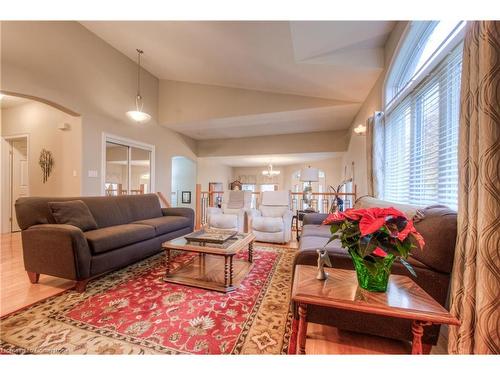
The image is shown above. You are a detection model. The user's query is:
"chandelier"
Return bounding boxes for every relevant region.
[262,163,280,177]
[126,49,152,124]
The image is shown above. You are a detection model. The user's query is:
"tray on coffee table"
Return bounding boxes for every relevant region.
[184,228,238,244]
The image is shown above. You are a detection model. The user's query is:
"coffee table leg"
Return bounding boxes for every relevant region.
[224,255,229,287]
[248,241,254,263]
[411,320,432,354]
[229,255,234,287]
[165,248,171,278]
[297,303,308,354]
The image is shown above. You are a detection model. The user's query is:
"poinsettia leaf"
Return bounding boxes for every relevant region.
[399,258,417,277]
[359,235,378,258]
[330,223,341,234]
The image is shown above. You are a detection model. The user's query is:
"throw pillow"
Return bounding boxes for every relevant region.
[48,200,98,231]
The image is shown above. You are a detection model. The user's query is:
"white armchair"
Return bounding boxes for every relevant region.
[207,191,252,232]
[250,191,293,244]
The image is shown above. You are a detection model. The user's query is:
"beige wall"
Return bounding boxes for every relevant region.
[1,101,82,196]
[197,130,349,157]
[197,158,233,191]
[1,21,197,198]
[232,166,285,188]
[340,22,408,197]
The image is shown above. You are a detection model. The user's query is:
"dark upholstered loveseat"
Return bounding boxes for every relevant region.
[294,196,457,350]
[15,194,194,291]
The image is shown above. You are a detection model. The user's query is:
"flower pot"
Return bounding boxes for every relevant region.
[348,249,395,292]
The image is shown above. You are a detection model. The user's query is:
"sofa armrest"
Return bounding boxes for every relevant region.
[21,224,91,280]
[162,207,195,224]
[303,213,329,225]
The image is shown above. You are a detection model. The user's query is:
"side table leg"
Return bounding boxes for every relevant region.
[411,320,432,354]
[165,248,171,278]
[248,241,254,263]
[297,303,308,354]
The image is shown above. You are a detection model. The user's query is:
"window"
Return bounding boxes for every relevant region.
[383,21,464,209]
[259,184,277,192]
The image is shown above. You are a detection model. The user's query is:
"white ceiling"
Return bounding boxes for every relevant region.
[200,152,342,168]
[81,21,395,102]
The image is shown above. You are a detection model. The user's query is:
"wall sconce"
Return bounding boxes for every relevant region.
[353,124,366,136]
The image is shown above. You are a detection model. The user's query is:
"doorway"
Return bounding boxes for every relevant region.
[6,136,29,232]
[171,156,196,208]
[102,133,155,196]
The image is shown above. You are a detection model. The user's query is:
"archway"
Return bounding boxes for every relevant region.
[1,93,82,233]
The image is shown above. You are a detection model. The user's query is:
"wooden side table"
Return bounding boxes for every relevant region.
[291,265,460,354]
[292,209,317,241]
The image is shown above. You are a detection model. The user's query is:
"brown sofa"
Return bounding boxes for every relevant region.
[294,197,457,348]
[15,194,194,291]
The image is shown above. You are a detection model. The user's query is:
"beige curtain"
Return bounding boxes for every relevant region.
[448,21,500,355]
[366,111,384,198]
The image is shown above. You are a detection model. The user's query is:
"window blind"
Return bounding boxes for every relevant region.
[383,45,462,210]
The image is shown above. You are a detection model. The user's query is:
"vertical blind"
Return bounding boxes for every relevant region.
[384,45,462,209]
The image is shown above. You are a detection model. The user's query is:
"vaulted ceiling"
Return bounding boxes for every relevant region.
[81,21,395,139]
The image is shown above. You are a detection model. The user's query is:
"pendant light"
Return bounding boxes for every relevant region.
[126,49,152,124]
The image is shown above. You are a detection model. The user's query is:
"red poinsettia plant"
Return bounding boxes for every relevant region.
[323,207,425,277]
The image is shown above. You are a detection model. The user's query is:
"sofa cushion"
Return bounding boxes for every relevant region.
[259,206,288,218]
[299,235,340,252]
[412,205,457,274]
[133,216,191,236]
[301,224,331,238]
[252,216,283,233]
[48,200,98,232]
[208,214,238,230]
[354,196,424,220]
[222,208,243,215]
[85,224,156,254]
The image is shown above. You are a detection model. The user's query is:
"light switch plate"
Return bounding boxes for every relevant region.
[88,170,98,178]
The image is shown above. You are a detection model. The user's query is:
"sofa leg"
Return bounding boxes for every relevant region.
[74,279,90,293]
[27,271,40,284]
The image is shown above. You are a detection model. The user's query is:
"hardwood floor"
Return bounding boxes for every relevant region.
[0,232,74,317]
[0,231,448,354]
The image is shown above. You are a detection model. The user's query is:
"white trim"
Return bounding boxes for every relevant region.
[101,132,155,196]
[382,22,412,106]
[385,21,466,112]
[1,133,30,233]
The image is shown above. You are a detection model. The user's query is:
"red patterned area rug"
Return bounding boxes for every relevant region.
[0,245,296,354]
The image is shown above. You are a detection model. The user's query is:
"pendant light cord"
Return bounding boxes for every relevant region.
[136,49,144,110]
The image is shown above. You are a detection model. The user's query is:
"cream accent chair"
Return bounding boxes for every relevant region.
[207,191,252,232]
[250,191,293,244]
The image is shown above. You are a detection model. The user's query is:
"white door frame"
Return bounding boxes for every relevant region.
[1,134,30,233]
[101,132,155,196]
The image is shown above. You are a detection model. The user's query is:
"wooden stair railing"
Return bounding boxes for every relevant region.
[156,192,171,208]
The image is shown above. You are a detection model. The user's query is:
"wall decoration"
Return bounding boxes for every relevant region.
[181,191,192,204]
[229,180,242,190]
[39,149,54,183]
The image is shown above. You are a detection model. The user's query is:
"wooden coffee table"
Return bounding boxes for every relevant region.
[162,231,255,293]
[291,265,460,354]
